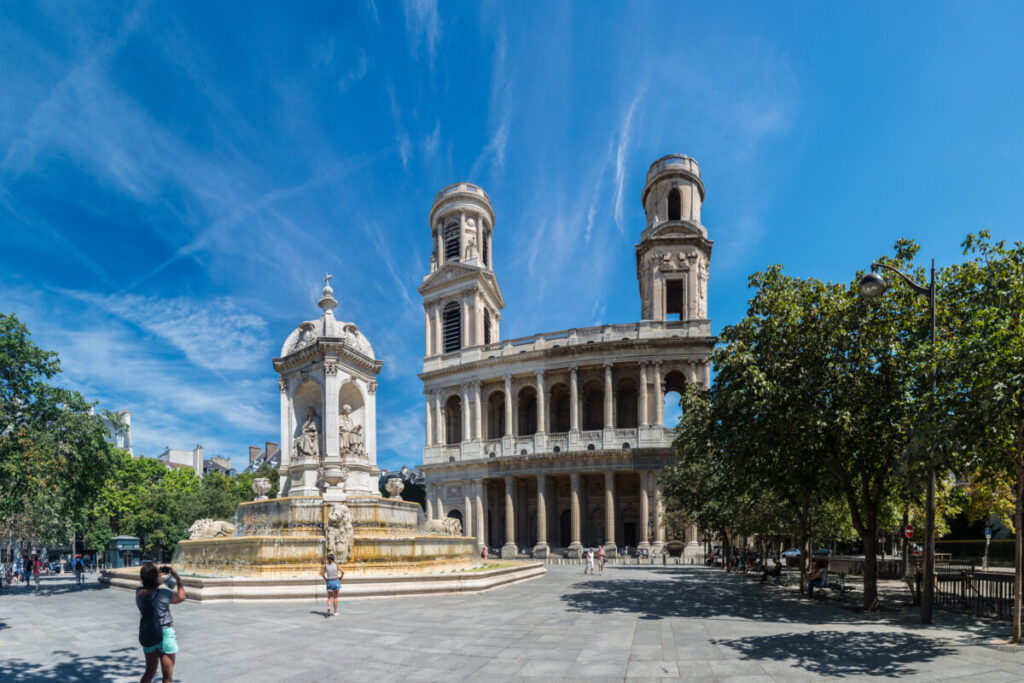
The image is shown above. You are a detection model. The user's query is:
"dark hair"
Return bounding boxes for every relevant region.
[138,562,160,600]
[327,553,335,562]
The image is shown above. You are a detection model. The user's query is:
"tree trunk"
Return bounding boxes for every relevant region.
[901,506,910,579]
[720,528,731,572]
[1013,457,1023,643]
[862,532,879,611]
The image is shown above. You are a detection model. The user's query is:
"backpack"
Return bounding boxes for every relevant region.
[138,590,163,647]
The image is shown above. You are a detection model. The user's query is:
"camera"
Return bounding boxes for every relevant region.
[160,565,172,574]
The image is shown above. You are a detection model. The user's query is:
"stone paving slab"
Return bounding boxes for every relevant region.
[2,566,1024,681]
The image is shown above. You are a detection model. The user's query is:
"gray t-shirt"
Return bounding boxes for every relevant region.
[325,563,339,580]
[136,586,174,627]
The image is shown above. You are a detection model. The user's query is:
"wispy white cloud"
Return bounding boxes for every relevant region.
[338,49,369,93]
[387,84,412,168]
[613,85,646,235]
[469,24,510,181]
[402,0,441,69]
[364,0,380,25]
[63,291,270,372]
[422,120,441,160]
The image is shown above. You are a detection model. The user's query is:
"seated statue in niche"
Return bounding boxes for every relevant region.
[339,404,363,457]
[294,407,321,462]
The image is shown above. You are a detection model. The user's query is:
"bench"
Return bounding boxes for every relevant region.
[812,571,848,601]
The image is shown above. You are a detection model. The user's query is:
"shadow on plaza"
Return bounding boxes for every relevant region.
[4,581,110,598]
[561,567,1003,639]
[713,630,955,677]
[0,647,139,682]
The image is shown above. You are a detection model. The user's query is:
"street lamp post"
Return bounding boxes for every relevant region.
[858,258,937,625]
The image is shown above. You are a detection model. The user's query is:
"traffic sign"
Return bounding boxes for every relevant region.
[905,524,914,538]
[985,527,992,539]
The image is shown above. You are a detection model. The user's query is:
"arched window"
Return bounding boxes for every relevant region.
[667,187,681,221]
[442,302,461,352]
[443,222,460,261]
[616,381,638,429]
[483,309,492,345]
[482,231,490,266]
[487,391,505,438]
[549,383,570,433]
[582,381,604,431]
[517,386,537,436]
[662,370,688,429]
[445,395,462,444]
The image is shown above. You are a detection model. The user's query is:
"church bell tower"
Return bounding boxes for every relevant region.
[418,183,505,356]
[636,155,712,321]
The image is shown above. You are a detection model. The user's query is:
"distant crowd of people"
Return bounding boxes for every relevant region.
[3,554,90,590]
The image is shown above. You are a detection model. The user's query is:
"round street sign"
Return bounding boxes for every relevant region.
[905,524,914,538]
[985,527,992,538]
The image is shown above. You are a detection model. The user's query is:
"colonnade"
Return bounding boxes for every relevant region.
[425,360,699,447]
[427,469,670,560]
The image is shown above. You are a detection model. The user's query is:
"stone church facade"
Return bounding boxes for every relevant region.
[418,155,715,559]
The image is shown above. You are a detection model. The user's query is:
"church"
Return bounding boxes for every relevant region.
[418,155,715,559]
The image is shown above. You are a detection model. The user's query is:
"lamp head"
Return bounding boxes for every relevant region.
[858,269,887,299]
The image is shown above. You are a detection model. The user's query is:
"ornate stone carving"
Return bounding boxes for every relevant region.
[368,381,377,394]
[188,519,236,539]
[293,407,321,462]
[278,377,288,393]
[385,477,405,500]
[324,359,338,376]
[325,503,354,564]
[464,233,478,259]
[251,478,271,501]
[290,322,317,354]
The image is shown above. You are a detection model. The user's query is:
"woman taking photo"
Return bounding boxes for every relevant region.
[137,563,186,683]
[320,553,343,617]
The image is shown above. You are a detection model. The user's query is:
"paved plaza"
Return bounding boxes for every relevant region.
[2,565,1024,682]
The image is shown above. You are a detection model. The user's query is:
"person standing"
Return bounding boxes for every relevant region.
[320,553,343,617]
[32,556,41,591]
[74,556,86,586]
[584,548,595,575]
[596,545,606,574]
[137,563,186,683]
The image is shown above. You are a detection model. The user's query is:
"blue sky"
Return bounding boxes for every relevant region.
[2,2,1023,472]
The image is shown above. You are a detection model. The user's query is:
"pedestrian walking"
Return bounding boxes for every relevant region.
[74,556,86,586]
[585,548,595,575]
[137,563,186,683]
[320,553,343,618]
[596,545,606,573]
[32,556,41,591]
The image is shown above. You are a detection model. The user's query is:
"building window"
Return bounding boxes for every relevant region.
[482,233,489,266]
[518,387,538,436]
[667,187,681,221]
[666,279,684,320]
[443,302,461,352]
[444,221,460,261]
[445,395,462,444]
[483,309,492,345]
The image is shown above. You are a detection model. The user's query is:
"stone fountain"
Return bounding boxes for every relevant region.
[102,275,543,600]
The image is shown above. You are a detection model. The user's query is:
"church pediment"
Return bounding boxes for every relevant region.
[418,263,504,305]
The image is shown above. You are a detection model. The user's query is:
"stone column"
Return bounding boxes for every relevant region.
[463,487,473,538]
[638,473,651,551]
[534,473,550,558]
[459,210,466,261]
[604,471,617,554]
[475,481,486,551]
[502,476,517,558]
[475,292,485,344]
[655,362,664,427]
[424,309,432,356]
[461,384,471,443]
[653,472,666,552]
[425,486,434,521]
[424,394,433,447]
[688,258,698,320]
[461,296,471,348]
[278,378,292,494]
[569,366,580,432]
[568,472,583,558]
[639,363,649,427]
[503,375,513,437]
[474,381,483,441]
[535,371,546,434]
[603,363,614,429]
[324,361,340,459]
[436,392,446,445]
[433,304,442,354]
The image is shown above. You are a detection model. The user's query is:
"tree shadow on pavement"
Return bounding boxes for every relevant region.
[561,567,1007,641]
[0,647,139,682]
[712,630,955,677]
[31,582,110,597]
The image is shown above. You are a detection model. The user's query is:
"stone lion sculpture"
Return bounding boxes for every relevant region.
[326,503,354,565]
[420,517,462,536]
[188,519,236,539]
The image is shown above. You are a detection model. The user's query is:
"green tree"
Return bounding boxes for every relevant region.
[940,231,1024,641]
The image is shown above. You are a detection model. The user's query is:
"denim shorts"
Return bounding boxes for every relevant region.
[142,627,179,654]
[326,579,341,592]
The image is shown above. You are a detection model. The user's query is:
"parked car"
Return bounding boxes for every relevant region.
[812,548,832,558]
[780,548,802,558]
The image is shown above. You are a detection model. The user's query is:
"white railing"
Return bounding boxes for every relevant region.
[547,434,568,452]
[483,439,502,456]
[442,445,461,462]
[424,319,711,368]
